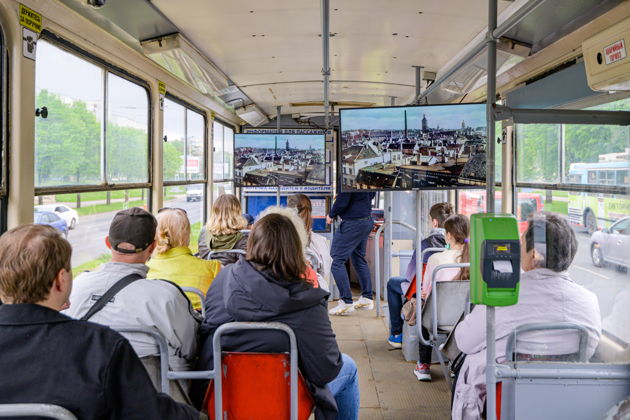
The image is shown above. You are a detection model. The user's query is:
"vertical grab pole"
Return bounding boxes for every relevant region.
[486,1,498,420]
[276,105,282,206]
[384,191,392,302]
[414,192,422,300]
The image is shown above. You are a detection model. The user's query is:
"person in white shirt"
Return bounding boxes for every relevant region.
[452,213,601,420]
[414,214,470,382]
[288,194,333,292]
[63,207,200,403]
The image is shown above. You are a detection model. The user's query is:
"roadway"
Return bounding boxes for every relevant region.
[68,196,203,267]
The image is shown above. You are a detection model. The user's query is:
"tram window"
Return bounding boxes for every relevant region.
[35,40,104,186]
[163,183,205,253]
[212,121,224,180]
[213,120,234,182]
[106,73,149,183]
[163,99,185,181]
[516,124,560,184]
[187,110,205,181]
[212,181,234,202]
[35,188,149,271]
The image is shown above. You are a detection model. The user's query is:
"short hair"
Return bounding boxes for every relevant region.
[206,194,247,236]
[247,213,307,283]
[524,212,577,272]
[429,202,454,228]
[258,206,308,251]
[155,209,191,254]
[0,224,72,304]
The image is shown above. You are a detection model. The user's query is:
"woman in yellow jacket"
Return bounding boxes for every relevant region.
[147,208,221,311]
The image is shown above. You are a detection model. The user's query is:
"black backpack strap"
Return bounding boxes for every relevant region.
[80,273,143,321]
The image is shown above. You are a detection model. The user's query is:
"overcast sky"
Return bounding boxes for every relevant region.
[341,104,486,131]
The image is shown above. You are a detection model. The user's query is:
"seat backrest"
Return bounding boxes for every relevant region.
[0,404,77,420]
[421,280,470,334]
[205,352,314,420]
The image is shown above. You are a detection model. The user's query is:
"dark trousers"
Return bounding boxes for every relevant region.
[331,217,374,304]
[387,277,406,335]
[419,326,432,364]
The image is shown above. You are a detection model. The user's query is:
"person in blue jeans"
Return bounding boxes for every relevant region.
[327,192,376,315]
[327,354,360,420]
[386,202,453,347]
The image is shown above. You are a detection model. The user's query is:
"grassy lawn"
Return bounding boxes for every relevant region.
[56,190,145,202]
[544,201,569,215]
[531,189,569,198]
[73,253,111,273]
[77,200,147,216]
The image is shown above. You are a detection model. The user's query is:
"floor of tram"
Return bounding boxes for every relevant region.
[328,301,451,420]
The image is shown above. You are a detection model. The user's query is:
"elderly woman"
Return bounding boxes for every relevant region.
[452,213,601,420]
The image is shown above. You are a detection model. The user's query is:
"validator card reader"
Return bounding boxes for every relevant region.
[470,213,521,306]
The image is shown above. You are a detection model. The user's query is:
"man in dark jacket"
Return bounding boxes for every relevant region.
[193,258,345,420]
[327,191,377,315]
[0,224,201,420]
[386,202,453,348]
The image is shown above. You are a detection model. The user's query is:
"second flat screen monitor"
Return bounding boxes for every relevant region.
[235,134,327,186]
[339,103,487,191]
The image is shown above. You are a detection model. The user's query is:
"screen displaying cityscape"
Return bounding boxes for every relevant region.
[234,134,327,186]
[339,103,487,191]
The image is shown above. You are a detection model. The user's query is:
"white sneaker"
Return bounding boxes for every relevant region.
[328,301,355,316]
[354,296,374,310]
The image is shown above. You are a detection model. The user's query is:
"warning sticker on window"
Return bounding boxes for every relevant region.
[604,39,626,65]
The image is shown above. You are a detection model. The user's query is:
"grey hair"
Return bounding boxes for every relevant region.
[524,212,577,272]
[257,206,308,254]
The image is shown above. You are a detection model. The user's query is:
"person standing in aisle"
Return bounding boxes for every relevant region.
[327,191,376,315]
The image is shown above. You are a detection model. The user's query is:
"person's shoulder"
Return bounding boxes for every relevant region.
[61,316,128,347]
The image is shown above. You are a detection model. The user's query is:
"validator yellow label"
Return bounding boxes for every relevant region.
[19,4,42,33]
[158,81,167,95]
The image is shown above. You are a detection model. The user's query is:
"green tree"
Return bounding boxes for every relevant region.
[517,124,559,183]
[163,141,184,180]
[106,123,149,182]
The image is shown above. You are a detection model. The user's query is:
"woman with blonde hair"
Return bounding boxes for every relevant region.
[197,194,248,265]
[147,208,221,311]
[287,194,332,292]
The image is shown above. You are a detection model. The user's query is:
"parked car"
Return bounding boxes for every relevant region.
[590,217,629,268]
[35,204,79,229]
[186,185,203,202]
[34,210,69,238]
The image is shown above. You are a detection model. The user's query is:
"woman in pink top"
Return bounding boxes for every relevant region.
[415,214,470,381]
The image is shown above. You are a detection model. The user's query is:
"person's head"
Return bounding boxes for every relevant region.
[444,214,470,280]
[287,194,313,234]
[429,202,454,228]
[105,207,157,264]
[243,213,255,228]
[206,194,247,236]
[0,224,72,310]
[247,213,308,283]
[258,206,308,252]
[522,212,577,272]
[155,208,191,254]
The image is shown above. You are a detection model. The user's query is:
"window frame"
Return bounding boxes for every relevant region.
[162,93,208,187]
[34,31,153,197]
[0,22,7,234]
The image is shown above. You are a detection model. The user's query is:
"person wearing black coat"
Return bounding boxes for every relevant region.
[192,213,359,420]
[0,224,201,420]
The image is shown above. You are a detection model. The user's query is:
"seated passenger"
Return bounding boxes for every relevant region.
[288,194,333,292]
[197,194,248,264]
[414,214,470,382]
[63,207,199,402]
[452,213,602,420]
[147,208,221,311]
[0,224,200,419]
[193,213,359,420]
[387,202,453,348]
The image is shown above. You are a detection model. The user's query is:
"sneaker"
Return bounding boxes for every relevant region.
[354,296,374,310]
[328,301,355,316]
[414,362,432,382]
[387,334,403,348]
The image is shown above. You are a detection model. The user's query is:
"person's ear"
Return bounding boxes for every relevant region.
[146,241,157,254]
[52,268,72,302]
[432,218,439,228]
[105,236,112,249]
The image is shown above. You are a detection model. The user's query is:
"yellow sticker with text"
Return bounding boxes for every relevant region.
[19,4,42,33]
[158,81,167,95]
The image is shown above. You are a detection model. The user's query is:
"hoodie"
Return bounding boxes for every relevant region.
[193,258,343,419]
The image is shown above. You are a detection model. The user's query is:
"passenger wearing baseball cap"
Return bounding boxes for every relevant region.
[64,207,200,404]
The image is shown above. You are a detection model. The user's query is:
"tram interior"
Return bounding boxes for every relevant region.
[0,0,629,419]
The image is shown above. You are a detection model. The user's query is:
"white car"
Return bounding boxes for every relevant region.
[35,204,79,229]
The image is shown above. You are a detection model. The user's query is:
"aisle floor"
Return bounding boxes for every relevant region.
[329,303,451,420]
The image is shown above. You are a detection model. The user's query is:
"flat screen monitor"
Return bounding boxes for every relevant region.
[235,134,327,187]
[339,103,487,191]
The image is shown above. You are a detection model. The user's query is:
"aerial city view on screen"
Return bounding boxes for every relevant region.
[340,104,487,190]
[235,134,327,186]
